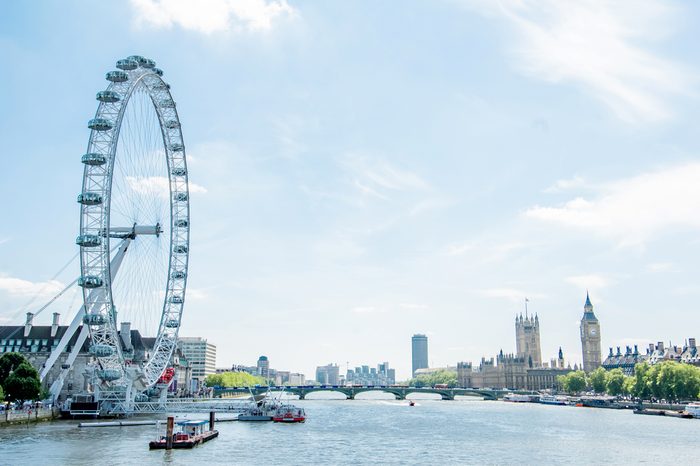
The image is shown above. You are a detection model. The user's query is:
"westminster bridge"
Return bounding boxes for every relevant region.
[213,385,537,401]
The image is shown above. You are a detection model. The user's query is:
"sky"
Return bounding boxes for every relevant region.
[1,0,700,381]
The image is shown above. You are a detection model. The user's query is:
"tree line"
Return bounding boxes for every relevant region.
[204,371,266,388]
[0,352,42,403]
[406,369,458,388]
[557,361,700,401]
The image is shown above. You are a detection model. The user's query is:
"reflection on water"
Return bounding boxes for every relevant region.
[1,394,698,465]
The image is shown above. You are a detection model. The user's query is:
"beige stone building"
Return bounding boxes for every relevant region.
[515,313,542,368]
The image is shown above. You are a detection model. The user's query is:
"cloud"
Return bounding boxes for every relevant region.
[126,176,208,198]
[130,0,298,34]
[565,274,610,290]
[445,241,475,256]
[352,306,387,314]
[525,162,700,245]
[186,288,210,300]
[543,175,587,193]
[646,262,674,273]
[476,288,546,303]
[341,154,429,200]
[0,276,64,298]
[459,0,694,123]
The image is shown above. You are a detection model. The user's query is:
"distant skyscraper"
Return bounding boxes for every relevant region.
[515,312,542,368]
[412,334,429,377]
[257,355,269,379]
[315,363,340,385]
[580,292,602,372]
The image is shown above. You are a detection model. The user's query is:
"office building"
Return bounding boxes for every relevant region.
[412,334,429,377]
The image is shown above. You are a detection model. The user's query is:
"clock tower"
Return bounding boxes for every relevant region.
[580,292,602,372]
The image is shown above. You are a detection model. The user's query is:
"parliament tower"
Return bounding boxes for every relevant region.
[515,312,542,368]
[580,292,602,372]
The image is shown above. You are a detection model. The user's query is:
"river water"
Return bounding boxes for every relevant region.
[1,395,698,465]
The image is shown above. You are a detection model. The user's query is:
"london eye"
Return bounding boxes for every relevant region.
[75,55,190,406]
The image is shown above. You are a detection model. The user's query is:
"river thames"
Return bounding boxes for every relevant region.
[1,396,698,465]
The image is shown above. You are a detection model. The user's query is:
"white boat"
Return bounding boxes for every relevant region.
[539,395,568,406]
[684,402,700,418]
[503,393,533,403]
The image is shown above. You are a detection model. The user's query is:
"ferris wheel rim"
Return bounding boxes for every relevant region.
[77,55,190,391]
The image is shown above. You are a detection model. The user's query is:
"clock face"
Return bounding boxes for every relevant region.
[590,328,597,336]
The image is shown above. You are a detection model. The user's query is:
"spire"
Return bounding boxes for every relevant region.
[585,290,592,307]
[558,347,563,360]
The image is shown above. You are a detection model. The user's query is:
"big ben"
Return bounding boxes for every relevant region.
[580,292,602,372]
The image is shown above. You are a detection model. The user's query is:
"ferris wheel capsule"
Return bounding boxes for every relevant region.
[106,70,128,83]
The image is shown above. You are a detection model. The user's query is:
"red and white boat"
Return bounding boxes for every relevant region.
[272,405,306,423]
[149,420,218,449]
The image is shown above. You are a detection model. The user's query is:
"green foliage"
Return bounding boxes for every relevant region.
[605,368,626,396]
[0,352,29,387]
[559,362,700,401]
[4,362,41,402]
[630,362,651,399]
[407,369,458,388]
[588,367,607,393]
[0,384,4,402]
[643,361,700,401]
[557,371,587,393]
[204,371,266,388]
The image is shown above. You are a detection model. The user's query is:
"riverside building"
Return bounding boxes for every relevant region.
[411,334,429,377]
[178,337,217,387]
[457,310,570,390]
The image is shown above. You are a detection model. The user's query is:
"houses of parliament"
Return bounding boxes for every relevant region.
[457,294,602,390]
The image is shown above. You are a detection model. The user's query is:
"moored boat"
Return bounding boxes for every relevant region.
[272,405,306,423]
[503,393,536,403]
[577,396,624,409]
[149,419,218,449]
[539,394,568,406]
[684,402,700,418]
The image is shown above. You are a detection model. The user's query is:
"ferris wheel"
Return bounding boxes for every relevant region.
[75,55,190,400]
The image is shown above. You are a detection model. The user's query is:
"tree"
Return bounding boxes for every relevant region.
[204,371,266,388]
[627,361,700,401]
[3,362,41,402]
[407,369,458,388]
[589,367,607,393]
[558,371,587,393]
[605,368,626,396]
[0,352,28,387]
[0,384,4,402]
[630,362,651,399]
[623,376,635,397]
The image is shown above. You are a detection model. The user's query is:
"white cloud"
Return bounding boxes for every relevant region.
[126,176,208,198]
[186,288,210,300]
[476,288,546,303]
[460,0,694,123]
[0,276,64,298]
[565,274,610,290]
[525,162,700,245]
[646,262,674,273]
[341,154,429,200]
[445,241,475,256]
[543,175,587,193]
[352,306,387,314]
[130,0,298,34]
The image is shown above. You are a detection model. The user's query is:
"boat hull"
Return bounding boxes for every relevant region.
[238,415,273,421]
[149,430,219,449]
[273,417,305,423]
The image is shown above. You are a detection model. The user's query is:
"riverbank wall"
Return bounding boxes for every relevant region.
[0,407,59,426]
